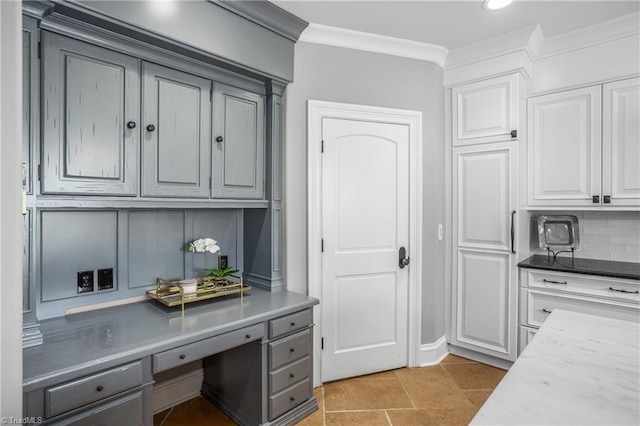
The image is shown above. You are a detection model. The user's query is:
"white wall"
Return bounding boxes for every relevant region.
[0,0,24,417]
[283,42,446,344]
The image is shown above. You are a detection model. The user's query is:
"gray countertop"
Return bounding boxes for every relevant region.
[518,254,640,280]
[472,310,640,425]
[23,290,318,392]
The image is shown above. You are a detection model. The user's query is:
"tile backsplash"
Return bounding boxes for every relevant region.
[530,211,640,263]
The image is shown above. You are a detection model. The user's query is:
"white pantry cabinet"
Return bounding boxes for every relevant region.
[527,77,640,208]
[451,141,518,361]
[452,74,520,146]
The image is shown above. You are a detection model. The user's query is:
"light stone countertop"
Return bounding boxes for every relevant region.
[471,309,640,425]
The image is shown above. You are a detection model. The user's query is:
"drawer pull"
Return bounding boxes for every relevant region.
[96,385,104,392]
[543,279,567,285]
[179,354,186,360]
[542,308,552,314]
[289,348,295,353]
[290,397,295,402]
[609,287,639,294]
[290,322,296,327]
[289,373,295,378]
[246,334,251,339]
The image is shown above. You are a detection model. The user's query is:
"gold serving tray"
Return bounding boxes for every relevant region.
[147,275,251,312]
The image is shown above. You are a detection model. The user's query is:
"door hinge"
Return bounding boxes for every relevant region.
[321,239,324,253]
[321,140,324,153]
[209,177,212,189]
[37,42,41,60]
[321,337,324,350]
[37,164,41,181]
[210,87,213,103]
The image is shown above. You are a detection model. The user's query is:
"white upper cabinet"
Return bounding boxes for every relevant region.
[528,77,639,208]
[527,86,602,207]
[602,77,640,207]
[452,74,519,146]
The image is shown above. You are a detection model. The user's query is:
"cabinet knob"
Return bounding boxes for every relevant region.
[146,124,156,132]
[127,121,137,129]
[290,397,295,402]
[603,195,611,204]
[510,130,517,138]
[289,348,295,353]
[245,334,251,339]
[96,385,104,392]
[179,354,186,360]
[290,322,296,327]
[592,195,600,204]
[216,136,224,143]
[289,373,295,378]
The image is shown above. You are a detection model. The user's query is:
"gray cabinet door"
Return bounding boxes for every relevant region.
[213,83,265,199]
[141,63,211,198]
[42,32,140,195]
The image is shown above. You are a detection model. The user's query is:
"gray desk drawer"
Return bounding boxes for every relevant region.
[269,378,311,421]
[269,310,311,339]
[153,323,264,373]
[50,390,143,426]
[269,330,310,371]
[45,361,143,418]
[269,356,311,394]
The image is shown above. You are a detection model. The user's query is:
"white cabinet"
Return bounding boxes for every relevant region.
[452,74,520,146]
[528,77,640,208]
[602,77,640,207]
[451,141,518,361]
[518,268,639,354]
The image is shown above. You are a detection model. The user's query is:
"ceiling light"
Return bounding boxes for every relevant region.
[484,0,513,10]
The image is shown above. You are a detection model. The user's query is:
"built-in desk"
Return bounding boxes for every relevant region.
[23,290,319,425]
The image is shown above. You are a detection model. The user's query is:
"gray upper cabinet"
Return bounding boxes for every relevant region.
[141,63,211,198]
[42,32,140,196]
[213,83,265,199]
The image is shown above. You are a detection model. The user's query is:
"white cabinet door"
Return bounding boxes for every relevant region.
[602,77,640,207]
[452,142,518,361]
[452,74,519,146]
[527,86,602,206]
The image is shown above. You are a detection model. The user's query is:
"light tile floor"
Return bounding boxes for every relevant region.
[154,354,506,426]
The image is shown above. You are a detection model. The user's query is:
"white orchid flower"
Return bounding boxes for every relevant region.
[204,240,220,254]
[192,239,206,252]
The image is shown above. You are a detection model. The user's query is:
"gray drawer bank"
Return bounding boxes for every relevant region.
[23,291,319,425]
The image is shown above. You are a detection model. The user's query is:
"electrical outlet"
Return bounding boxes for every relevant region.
[77,270,94,294]
[219,255,228,269]
[98,268,114,291]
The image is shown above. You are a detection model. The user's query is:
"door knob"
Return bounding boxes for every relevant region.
[146,124,156,132]
[126,121,137,129]
[399,247,410,269]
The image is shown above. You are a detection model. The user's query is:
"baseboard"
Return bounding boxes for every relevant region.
[419,335,449,366]
[152,368,204,414]
[448,345,513,370]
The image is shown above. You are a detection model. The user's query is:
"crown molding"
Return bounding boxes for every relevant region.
[445,25,543,70]
[214,0,309,42]
[536,11,640,59]
[299,23,449,68]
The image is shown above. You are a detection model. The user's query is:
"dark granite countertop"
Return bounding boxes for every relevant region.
[518,254,640,281]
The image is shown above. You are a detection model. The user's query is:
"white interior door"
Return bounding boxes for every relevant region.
[321,117,410,382]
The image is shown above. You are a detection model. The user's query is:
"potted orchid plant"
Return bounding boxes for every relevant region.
[184,238,239,287]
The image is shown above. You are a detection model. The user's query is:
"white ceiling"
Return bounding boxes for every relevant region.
[273,0,640,50]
